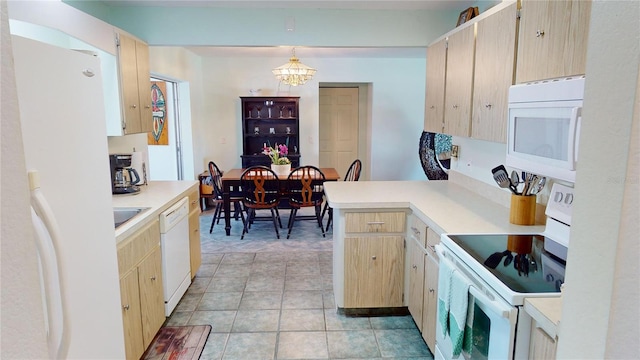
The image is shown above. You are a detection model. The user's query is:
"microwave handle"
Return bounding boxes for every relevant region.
[568,107,582,168]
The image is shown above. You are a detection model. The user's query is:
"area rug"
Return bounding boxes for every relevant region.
[142,325,211,360]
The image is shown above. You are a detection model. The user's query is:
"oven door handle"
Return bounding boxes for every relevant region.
[436,244,517,323]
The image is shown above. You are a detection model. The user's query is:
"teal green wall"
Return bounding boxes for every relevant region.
[63,2,460,47]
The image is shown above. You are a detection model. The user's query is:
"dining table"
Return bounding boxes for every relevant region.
[221,167,340,236]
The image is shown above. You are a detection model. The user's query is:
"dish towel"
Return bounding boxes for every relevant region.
[437,257,454,336]
[449,269,472,357]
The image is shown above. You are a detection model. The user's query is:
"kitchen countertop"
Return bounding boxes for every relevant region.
[524,297,562,338]
[112,180,198,243]
[324,180,546,235]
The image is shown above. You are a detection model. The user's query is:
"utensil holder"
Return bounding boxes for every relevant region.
[509,194,536,225]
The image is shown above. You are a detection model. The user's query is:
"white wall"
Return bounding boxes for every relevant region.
[556,1,640,358]
[189,54,427,180]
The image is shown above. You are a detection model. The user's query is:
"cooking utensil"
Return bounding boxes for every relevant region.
[491,165,518,194]
[530,177,546,195]
[510,170,520,194]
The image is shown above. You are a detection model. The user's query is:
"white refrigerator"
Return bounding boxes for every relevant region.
[3,34,126,358]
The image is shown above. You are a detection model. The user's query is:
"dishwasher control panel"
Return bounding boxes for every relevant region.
[160,197,189,233]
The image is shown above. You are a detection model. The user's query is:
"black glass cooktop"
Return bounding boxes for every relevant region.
[447,234,566,294]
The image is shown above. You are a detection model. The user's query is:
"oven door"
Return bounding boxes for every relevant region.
[435,244,519,360]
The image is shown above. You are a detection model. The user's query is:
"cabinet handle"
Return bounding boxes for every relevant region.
[367,221,385,225]
[131,104,137,109]
[536,29,545,37]
[429,288,435,293]
[144,105,151,109]
[150,275,156,281]
[372,256,377,260]
[452,104,458,109]
[428,245,436,253]
[123,304,130,310]
[412,264,417,269]
[485,103,492,109]
[430,105,435,109]
[410,226,420,236]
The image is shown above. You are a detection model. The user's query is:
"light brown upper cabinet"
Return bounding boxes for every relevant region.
[516,0,591,83]
[471,2,518,143]
[424,39,447,133]
[117,33,153,135]
[443,24,475,137]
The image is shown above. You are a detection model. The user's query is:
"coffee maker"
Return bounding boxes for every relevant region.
[109,154,141,194]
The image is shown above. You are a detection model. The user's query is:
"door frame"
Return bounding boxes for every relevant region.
[319,82,372,180]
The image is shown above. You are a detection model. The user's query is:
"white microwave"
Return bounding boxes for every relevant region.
[506,76,585,183]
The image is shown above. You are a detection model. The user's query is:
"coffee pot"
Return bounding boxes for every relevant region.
[109,154,141,194]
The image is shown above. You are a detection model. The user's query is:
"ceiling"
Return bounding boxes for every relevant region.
[98,0,478,11]
[94,0,481,58]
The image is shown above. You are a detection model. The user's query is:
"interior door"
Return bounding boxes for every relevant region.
[319,87,359,177]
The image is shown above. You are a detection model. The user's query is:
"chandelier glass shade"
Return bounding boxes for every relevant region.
[272,49,317,86]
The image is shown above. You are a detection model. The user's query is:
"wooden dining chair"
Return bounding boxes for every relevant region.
[208,161,245,233]
[240,166,282,239]
[322,159,361,231]
[286,166,326,239]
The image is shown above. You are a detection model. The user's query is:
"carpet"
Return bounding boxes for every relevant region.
[142,325,211,360]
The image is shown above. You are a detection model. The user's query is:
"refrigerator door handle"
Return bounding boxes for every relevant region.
[29,170,69,360]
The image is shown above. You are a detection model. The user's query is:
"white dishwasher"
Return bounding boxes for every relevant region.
[159,197,191,316]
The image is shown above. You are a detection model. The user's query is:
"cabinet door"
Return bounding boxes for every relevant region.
[422,251,439,353]
[135,40,153,134]
[516,0,591,83]
[188,208,202,278]
[425,39,447,133]
[472,2,518,143]
[407,239,425,332]
[444,25,475,137]
[120,269,144,360]
[118,33,142,134]
[529,326,558,359]
[137,246,165,348]
[344,236,404,308]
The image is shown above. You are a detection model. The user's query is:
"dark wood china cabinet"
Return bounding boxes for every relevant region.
[240,96,300,168]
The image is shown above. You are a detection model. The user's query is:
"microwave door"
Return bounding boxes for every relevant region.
[507,103,581,182]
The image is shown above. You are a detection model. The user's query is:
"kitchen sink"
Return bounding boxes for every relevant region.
[113,207,150,228]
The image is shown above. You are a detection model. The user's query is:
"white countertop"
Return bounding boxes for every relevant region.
[112,180,198,243]
[525,297,563,338]
[324,180,546,235]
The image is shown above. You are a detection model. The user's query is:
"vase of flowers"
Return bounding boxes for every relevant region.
[263,143,291,176]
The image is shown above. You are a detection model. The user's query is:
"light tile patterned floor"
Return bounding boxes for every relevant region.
[163,208,434,359]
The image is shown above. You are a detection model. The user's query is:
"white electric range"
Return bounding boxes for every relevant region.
[435,183,573,360]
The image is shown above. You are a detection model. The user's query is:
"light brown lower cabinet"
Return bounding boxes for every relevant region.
[407,237,426,332]
[117,219,164,360]
[422,250,439,352]
[187,187,202,278]
[529,325,558,359]
[344,236,404,308]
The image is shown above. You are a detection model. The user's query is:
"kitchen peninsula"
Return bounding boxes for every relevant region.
[324,176,560,356]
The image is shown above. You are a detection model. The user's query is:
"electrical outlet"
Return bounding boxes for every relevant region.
[451,145,459,158]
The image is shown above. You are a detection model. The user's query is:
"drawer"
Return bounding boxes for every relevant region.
[187,187,200,213]
[426,227,440,257]
[408,215,428,248]
[345,212,406,233]
[117,219,160,275]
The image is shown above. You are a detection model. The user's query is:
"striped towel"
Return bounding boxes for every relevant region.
[449,269,471,357]
[437,257,454,336]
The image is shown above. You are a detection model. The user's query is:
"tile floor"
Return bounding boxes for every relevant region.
[163,208,434,360]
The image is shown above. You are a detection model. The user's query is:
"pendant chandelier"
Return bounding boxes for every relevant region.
[272,48,317,86]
